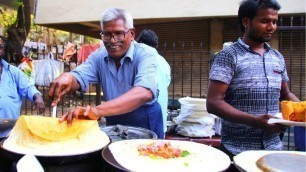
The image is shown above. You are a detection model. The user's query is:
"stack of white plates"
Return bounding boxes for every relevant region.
[174,97,216,137]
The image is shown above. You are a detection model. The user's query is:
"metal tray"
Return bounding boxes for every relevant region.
[100,125,157,142]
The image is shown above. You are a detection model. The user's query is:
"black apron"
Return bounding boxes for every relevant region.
[106,101,164,139]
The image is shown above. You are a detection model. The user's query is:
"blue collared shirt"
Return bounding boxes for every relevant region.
[154,49,171,132]
[209,38,288,154]
[0,59,40,119]
[71,41,158,102]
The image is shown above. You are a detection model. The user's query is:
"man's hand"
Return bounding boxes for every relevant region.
[59,106,100,126]
[255,114,287,134]
[48,73,78,106]
[33,93,45,114]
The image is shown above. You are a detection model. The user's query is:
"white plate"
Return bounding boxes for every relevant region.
[268,118,306,127]
[275,112,282,118]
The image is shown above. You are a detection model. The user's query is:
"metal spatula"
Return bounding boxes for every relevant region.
[52,105,57,118]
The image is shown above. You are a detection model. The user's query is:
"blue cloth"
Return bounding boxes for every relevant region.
[154,50,171,133]
[106,101,164,139]
[209,38,288,155]
[71,41,163,138]
[294,126,306,151]
[0,59,40,119]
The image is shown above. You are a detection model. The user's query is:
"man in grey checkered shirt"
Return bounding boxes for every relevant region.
[207,0,300,159]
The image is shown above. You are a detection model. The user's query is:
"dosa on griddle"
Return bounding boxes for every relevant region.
[109,139,230,172]
[23,115,96,141]
[3,115,109,156]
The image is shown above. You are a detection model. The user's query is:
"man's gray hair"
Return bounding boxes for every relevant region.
[100,8,133,30]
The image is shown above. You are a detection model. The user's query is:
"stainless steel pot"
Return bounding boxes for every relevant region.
[100,125,158,142]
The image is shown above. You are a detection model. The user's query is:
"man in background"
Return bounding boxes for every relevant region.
[137,29,171,134]
[0,35,45,171]
[0,35,45,123]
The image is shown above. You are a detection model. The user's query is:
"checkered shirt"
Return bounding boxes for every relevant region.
[209,38,289,155]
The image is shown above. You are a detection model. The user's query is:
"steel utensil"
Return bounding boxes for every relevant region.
[52,106,57,118]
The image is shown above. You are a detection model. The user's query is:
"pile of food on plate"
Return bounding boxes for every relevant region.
[137,141,190,159]
[3,115,109,156]
[281,101,306,122]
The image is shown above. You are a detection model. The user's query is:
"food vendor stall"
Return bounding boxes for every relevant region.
[0,112,305,172]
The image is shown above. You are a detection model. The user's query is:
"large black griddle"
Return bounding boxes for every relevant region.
[0,138,108,166]
[102,146,128,172]
[256,153,306,172]
[0,118,16,139]
[0,123,157,170]
[0,118,108,171]
[0,119,16,131]
[100,125,158,171]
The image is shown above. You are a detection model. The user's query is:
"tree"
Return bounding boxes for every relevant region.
[3,0,31,64]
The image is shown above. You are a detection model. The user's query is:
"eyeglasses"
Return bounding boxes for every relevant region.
[0,45,4,50]
[100,29,130,42]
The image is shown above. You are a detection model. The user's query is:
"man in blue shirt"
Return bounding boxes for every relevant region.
[136,29,171,134]
[48,8,164,138]
[0,35,45,137]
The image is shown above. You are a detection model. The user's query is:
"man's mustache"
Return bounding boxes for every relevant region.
[105,42,124,47]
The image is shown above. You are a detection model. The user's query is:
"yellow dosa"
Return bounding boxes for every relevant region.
[22,115,96,141]
[3,115,110,156]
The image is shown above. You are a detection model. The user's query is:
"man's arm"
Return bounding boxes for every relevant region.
[206,80,257,126]
[48,72,81,106]
[280,82,300,102]
[60,86,153,125]
[206,80,287,133]
[93,86,153,117]
[33,93,45,114]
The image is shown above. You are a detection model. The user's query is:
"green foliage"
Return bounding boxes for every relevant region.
[54,30,69,43]
[0,4,99,46]
[0,9,17,35]
[84,36,100,44]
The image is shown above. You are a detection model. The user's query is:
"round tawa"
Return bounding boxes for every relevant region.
[234,150,306,172]
[106,139,231,172]
[256,153,306,172]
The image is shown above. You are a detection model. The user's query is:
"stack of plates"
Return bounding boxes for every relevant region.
[174,97,216,137]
